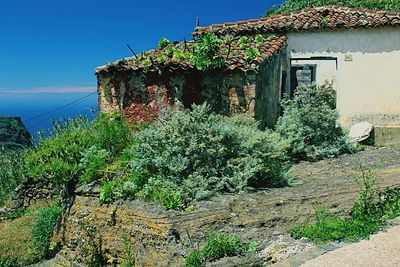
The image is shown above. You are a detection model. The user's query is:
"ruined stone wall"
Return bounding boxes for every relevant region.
[255,50,287,129]
[10,177,58,209]
[97,70,258,120]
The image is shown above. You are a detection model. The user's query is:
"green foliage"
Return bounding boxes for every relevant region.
[276,83,355,161]
[264,0,400,16]
[380,187,400,219]
[202,232,246,261]
[185,250,204,267]
[185,232,255,266]
[79,146,110,184]
[1,208,26,221]
[191,32,226,71]
[25,113,136,186]
[0,148,26,206]
[31,204,62,258]
[244,47,261,61]
[291,171,400,243]
[157,38,171,49]
[0,259,18,267]
[25,116,92,184]
[136,179,185,210]
[126,104,288,209]
[120,235,135,267]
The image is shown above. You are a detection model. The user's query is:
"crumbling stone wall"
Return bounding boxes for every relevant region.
[10,177,58,209]
[97,50,287,128]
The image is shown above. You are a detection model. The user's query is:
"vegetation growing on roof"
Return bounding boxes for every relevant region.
[125,32,277,72]
[264,0,400,16]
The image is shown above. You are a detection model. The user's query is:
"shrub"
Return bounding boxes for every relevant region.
[290,172,399,243]
[379,187,400,219]
[0,148,26,206]
[128,104,289,208]
[185,232,254,266]
[31,204,62,258]
[276,83,355,161]
[25,113,137,186]
[202,232,246,260]
[79,146,111,184]
[25,116,93,185]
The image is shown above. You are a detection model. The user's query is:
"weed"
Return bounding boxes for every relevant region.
[185,232,256,266]
[120,235,135,267]
[291,171,399,243]
[31,204,62,258]
[81,224,107,267]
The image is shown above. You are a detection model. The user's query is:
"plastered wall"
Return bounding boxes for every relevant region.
[287,27,400,128]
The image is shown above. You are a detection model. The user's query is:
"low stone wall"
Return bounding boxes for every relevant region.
[10,177,58,209]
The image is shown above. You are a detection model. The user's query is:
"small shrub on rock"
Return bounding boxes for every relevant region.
[185,232,254,266]
[128,104,289,207]
[276,83,355,161]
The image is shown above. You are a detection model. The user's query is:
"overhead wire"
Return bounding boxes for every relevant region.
[24,91,97,123]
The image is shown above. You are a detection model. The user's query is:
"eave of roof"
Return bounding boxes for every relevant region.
[193,5,400,36]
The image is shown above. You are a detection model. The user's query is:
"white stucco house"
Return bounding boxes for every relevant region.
[193,5,400,144]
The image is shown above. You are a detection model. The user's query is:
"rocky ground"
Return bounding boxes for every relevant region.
[45,145,400,266]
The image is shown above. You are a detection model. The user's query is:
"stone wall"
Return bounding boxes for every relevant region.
[96,50,287,129]
[10,177,58,209]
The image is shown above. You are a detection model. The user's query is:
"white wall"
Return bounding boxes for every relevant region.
[287,27,400,127]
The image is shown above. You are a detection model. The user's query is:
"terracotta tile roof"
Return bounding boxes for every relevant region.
[96,35,287,74]
[193,5,400,36]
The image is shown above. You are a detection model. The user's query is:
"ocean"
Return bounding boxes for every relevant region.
[0,93,98,136]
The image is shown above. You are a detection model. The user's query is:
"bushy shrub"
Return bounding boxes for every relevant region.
[276,83,355,161]
[0,148,26,206]
[31,204,62,258]
[25,113,137,186]
[127,104,289,207]
[25,116,93,184]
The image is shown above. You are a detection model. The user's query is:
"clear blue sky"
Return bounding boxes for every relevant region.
[0,0,282,133]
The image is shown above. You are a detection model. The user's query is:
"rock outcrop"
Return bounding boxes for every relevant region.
[53,146,400,266]
[0,116,32,149]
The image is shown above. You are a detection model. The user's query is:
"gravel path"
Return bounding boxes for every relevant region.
[301,226,400,267]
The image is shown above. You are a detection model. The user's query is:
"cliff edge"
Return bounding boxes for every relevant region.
[0,116,32,149]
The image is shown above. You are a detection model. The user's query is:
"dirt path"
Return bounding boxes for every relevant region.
[300,225,400,267]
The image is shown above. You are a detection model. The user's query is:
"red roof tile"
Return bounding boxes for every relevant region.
[96,36,288,74]
[193,6,400,36]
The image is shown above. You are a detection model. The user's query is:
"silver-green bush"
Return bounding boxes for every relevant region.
[276,83,355,161]
[130,104,289,203]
